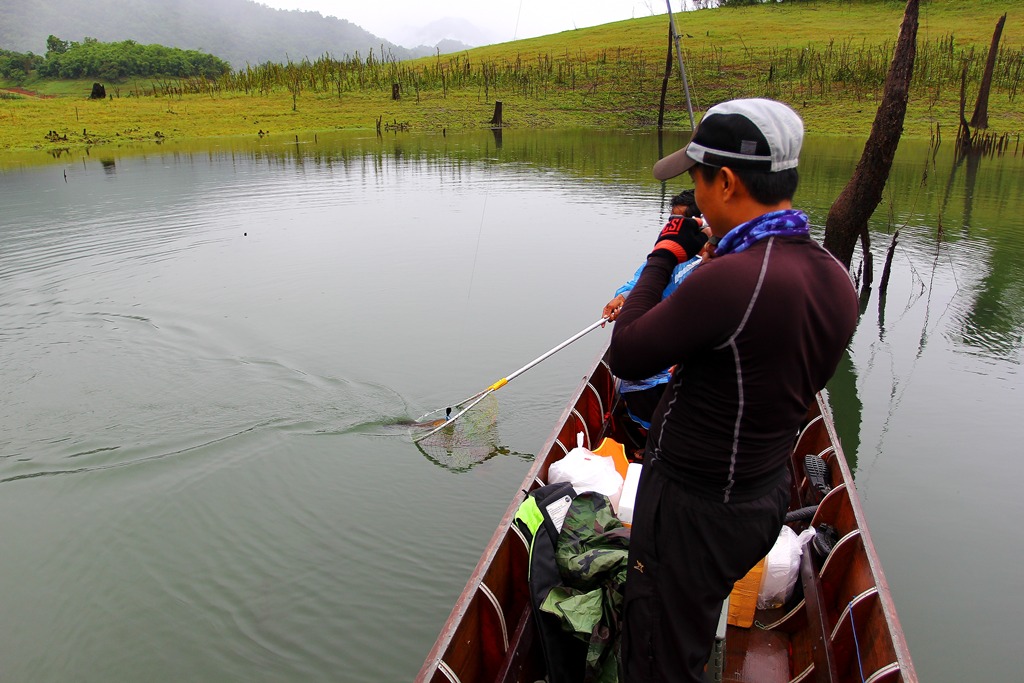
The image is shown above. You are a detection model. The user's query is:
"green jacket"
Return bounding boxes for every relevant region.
[540,492,630,683]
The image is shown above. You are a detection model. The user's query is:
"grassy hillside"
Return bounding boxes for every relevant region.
[1,0,1020,153]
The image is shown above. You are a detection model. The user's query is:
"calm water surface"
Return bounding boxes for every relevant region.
[1,130,1021,681]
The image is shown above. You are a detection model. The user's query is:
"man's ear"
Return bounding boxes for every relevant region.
[719,166,750,204]
[719,166,737,202]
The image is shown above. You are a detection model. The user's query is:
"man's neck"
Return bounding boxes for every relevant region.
[713,200,792,238]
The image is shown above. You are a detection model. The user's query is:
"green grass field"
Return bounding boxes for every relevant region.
[1,0,1020,152]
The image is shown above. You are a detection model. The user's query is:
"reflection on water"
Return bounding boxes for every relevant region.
[1,129,1023,682]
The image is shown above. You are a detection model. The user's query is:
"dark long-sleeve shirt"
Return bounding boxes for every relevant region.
[608,234,858,503]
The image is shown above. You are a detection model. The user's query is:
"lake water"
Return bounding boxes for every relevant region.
[2,129,1021,682]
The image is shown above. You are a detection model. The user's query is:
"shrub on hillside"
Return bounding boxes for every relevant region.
[39,36,230,80]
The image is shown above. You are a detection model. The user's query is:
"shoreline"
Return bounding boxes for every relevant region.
[3,0,1021,157]
[1,86,1015,160]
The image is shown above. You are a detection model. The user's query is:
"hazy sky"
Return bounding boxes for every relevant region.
[262,1,685,48]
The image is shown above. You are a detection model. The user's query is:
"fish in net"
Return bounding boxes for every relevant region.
[410,393,501,471]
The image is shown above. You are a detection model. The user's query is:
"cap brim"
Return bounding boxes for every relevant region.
[652,145,698,180]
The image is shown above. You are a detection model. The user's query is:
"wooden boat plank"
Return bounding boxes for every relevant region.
[494,604,543,683]
[453,589,505,682]
[721,627,791,683]
[480,531,531,642]
[819,532,875,629]
[800,547,841,682]
[811,484,856,538]
[830,590,901,680]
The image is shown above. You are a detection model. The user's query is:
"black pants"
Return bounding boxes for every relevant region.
[620,460,789,682]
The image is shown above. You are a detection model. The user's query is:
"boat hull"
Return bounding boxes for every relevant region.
[416,346,916,683]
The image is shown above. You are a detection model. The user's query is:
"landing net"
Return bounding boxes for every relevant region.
[410,393,500,471]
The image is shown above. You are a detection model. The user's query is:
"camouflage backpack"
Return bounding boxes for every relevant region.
[514,482,587,683]
[515,486,631,683]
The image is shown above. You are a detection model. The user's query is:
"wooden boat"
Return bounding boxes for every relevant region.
[415,345,917,683]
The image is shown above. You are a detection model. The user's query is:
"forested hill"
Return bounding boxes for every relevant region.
[0,0,468,68]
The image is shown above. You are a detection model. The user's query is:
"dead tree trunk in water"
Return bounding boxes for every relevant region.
[823,0,919,273]
[970,13,1007,130]
[489,101,503,126]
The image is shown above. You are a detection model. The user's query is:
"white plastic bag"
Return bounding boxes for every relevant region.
[757,526,817,609]
[547,433,625,510]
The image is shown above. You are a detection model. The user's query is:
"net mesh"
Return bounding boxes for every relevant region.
[410,393,501,471]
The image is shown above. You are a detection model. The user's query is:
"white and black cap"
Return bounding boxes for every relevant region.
[653,98,804,180]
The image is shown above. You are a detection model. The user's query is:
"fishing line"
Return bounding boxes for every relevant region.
[410,190,489,439]
[440,191,486,419]
[464,193,488,305]
[513,0,523,41]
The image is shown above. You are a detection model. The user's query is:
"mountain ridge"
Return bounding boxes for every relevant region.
[0,0,474,68]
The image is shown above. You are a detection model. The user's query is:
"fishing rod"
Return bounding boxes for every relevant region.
[665,0,696,129]
[411,317,609,443]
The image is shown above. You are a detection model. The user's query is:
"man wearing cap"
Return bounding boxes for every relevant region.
[608,98,858,682]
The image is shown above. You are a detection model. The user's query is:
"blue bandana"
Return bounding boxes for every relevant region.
[714,209,809,257]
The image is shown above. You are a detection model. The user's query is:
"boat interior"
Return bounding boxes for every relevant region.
[417,356,915,683]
